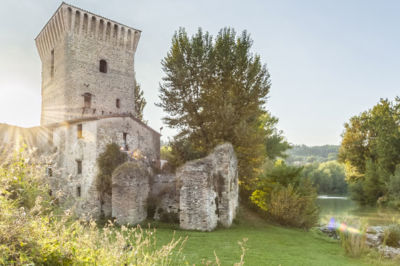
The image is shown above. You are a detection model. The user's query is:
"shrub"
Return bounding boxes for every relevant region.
[96,143,127,214]
[340,231,367,258]
[250,160,319,229]
[384,224,400,247]
[268,182,319,230]
[387,166,400,209]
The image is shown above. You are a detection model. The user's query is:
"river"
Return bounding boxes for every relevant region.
[317,195,400,226]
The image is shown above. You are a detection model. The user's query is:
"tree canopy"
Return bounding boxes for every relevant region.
[158,27,285,189]
[339,97,400,205]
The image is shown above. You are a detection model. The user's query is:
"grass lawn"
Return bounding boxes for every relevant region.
[148,207,396,266]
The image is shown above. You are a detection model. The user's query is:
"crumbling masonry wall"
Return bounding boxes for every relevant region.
[112,161,150,225]
[177,143,238,231]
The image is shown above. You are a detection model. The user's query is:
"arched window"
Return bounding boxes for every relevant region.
[99,60,107,73]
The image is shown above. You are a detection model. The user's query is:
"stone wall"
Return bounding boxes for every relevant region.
[177,143,238,231]
[150,174,179,222]
[36,3,141,125]
[112,161,150,225]
[48,115,160,218]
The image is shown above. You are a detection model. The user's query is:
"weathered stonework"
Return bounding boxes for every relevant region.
[35,3,141,125]
[150,174,179,222]
[32,3,161,219]
[1,3,239,231]
[177,143,238,231]
[112,161,150,225]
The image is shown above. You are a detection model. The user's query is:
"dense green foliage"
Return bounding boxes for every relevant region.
[0,152,186,265]
[250,160,319,229]
[301,161,347,195]
[339,97,400,206]
[158,27,290,190]
[134,82,147,122]
[96,143,127,213]
[286,144,340,165]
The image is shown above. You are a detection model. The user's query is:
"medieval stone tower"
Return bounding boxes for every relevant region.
[28,3,238,229]
[34,2,160,218]
[35,2,141,125]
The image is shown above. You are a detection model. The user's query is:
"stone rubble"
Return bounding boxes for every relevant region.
[319,225,400,259]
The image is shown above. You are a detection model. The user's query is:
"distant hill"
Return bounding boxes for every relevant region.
[285,144,340,165]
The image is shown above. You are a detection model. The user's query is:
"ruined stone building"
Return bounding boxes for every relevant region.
[35,2,160,217]
[0,3,239,231]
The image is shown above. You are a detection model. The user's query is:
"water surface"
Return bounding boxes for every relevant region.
[317,195,400,226]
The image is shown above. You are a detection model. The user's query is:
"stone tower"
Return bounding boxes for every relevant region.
[35,2,141,125]
[33,3,160,218]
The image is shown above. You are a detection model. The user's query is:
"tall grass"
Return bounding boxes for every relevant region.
[0,149,247,265]
[0,150,187,265]
[340,231,367,258]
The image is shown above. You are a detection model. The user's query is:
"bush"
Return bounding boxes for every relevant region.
[96,143,127,214]
[250,161,319,229]
[387,166,400,209]
[384,224,400,247]
[268,182,319,229]
[340,231,367,258]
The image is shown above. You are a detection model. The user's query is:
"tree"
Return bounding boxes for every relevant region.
[134,81,147,122]
[260,112,291,160]
[339,97,400,205]
[301,161,347,195]
[158,27,272,189]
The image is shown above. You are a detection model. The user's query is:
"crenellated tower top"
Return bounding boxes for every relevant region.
[36,3,142,126]
[35,2,141,59]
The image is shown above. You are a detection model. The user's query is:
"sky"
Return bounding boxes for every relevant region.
[0,0,399,146]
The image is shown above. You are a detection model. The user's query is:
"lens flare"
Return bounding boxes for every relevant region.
[328,217,361,235]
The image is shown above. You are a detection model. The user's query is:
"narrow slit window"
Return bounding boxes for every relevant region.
[116,98,120,108]
[77,124,83,139]
[77,160,82,174]
[50,49,55,78]
[123,132,128,151]
[99,59,107,73]
[47,167,53,177]
[83,93,92,108]
[77,186,81,197]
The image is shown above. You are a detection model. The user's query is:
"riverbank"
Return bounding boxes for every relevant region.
[151,207,397,265]
[317,195,400,226]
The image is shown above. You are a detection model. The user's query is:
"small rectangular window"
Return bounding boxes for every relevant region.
[99,60,107,73]
[77,124,83,139]
[77,160,82,174]
[77,186,81,197]
[47,167,53,177]
[123,132,128,151]
[116,98,120,108]
[83,93,92,108]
